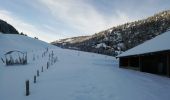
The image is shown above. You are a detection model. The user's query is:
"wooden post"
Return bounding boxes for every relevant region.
[167,54,170,77]
[37,70,39,77]
[34,76,36,83]
[139,56,142,71]
[25,80,30,96]
[119,58,121,68]
[47,62,49,69]
[42,66,43,72]
[128,58,130,67]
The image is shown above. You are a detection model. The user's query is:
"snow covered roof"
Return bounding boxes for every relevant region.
[5,50,25,55]
[117,31,170,57]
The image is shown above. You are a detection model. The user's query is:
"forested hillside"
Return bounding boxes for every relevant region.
[0,19,19,34]
[52,10,170,56]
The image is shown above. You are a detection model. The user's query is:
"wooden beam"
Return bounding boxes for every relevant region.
[167,54,170,77]
[128,58,130,67]
[119,58,121,68]
[139,56,142,71]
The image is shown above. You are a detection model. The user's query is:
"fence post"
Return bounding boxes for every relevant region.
[47,62,49,69]
[37,70,39,77]
[34,75,36,83]
[42,66,43,72]
[25,80,30,96]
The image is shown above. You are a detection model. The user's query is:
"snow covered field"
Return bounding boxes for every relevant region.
[1,34,170,100]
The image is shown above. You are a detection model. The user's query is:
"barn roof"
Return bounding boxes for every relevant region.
[117,31,170,57]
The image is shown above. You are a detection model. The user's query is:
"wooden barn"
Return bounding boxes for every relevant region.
[117,31,170,77]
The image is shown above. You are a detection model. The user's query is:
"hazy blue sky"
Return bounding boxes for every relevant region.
[0,0,170,42]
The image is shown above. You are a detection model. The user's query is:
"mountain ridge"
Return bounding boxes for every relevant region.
[52,10,170,56]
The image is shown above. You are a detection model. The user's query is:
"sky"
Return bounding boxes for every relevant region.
[0,0,170,43]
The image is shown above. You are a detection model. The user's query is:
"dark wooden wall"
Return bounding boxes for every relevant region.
[119,51,170,77]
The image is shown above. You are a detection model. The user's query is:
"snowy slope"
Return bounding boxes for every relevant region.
[0,33,53,51]
[1,34,170,100]
[0,33,55,57]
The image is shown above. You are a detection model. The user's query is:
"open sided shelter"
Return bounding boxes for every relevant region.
[4,50,27,66]
[117,31,170,77]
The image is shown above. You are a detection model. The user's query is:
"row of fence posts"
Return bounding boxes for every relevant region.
[25,50,58,96]
[25,62,50,96]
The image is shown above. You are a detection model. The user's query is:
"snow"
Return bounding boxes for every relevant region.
[0,33,55,57]
[118,31,170,57]
[108,29,113,33]
[117,42,125,50]
[64,38,74,42]
[95,43,107,49]
[1,33,170,100]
